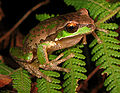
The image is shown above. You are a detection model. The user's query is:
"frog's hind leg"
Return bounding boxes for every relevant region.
[18,61,52,82]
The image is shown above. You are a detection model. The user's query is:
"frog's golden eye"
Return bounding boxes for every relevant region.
[65,23,78,33]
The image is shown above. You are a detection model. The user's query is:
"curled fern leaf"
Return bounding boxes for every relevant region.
[62,44,87,93]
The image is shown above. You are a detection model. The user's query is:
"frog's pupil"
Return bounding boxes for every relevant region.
[66,24,78,33]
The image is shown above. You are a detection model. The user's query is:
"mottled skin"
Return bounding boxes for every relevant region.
[24,8,95,50]
[10,8,98,82]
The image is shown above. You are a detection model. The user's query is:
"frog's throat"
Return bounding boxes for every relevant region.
[55,26,92,41]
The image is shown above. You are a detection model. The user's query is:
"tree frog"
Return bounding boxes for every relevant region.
[10,8,103,82]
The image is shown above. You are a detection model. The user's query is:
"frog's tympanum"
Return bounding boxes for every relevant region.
[10,8,105,82]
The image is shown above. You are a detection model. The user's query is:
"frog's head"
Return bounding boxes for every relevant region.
[56,8,96,40]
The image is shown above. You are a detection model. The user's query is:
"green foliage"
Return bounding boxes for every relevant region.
[0,60,14,75]
[89,30,120,93]
[36,13,56,21]
[36,70,61,93]
[98,23,119,30]
[10,68,31,93]
[0,0,119,93]
[64,0,120,22]
[62,44,87,93]
[64,1,120,92]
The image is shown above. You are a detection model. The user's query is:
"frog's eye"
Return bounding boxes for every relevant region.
[65,23,78,33]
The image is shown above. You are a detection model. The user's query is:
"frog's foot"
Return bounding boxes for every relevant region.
[40,64,70,72]
[92,32,102,44]
[96,27,109,34]
[92,28,109,44]
[39,53,75,72]
[18,61,52,82]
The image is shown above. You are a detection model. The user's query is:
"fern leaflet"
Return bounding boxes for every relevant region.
[64,0,120,23]
[89,30,120,93]
[36,70,61,93]
[62,44,87,93]
[0,60,14,75]
[10,68,31,93]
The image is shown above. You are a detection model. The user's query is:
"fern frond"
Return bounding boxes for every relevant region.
[36,70,61,93]
[96,32,120,44]
[91,42,120,55]
[0,61,14,75]
[62,44,87,93]
[64,0,120,23]
[98,23,119,30]
[10,68,31,93]
[90,30,120,93]
[101,30,119,37]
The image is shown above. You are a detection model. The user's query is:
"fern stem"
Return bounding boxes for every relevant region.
[8,67,22,76]
[76,65,100,92]
[0,64,12,74]
[95,7,120,25]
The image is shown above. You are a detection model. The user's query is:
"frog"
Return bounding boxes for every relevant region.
[10,8,107,82]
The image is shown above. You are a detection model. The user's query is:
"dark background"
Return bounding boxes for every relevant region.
[1,0,75,35]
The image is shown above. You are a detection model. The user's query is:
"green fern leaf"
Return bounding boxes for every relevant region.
[10,68,31,93]
[64,0,120,25]
[91,42,120,55]
[98,30,119,37]
[101,35,120,44]
[89,39,98,48]
[62,44,87,93]
[98,23,119,30]
[0,61,14,75]
[90,30,120,93]
[63,58,86,67]
[36,70,61,93]
[91,48,105,61]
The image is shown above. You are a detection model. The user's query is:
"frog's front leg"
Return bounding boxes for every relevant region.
[37,42,75,72]
[39,53,74,72]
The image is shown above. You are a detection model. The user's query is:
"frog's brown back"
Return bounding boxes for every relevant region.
[24,16,67,49]
[23,9,92,49]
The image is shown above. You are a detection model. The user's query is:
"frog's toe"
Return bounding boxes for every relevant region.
[46,77,52,82]
[64,68,70,73]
